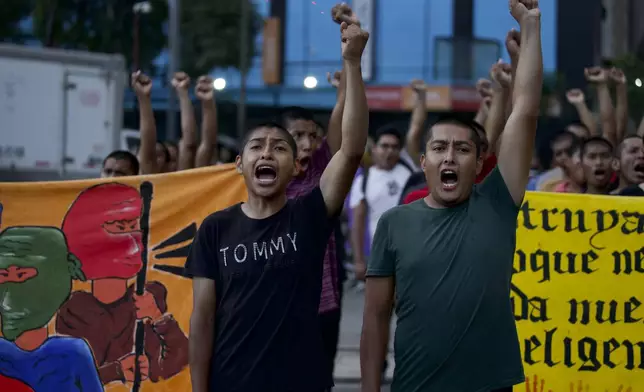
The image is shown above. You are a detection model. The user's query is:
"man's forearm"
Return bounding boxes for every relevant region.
[177,91,198,170]
[327,89,346,155]
[341,61,368,158]
[513,18,543,115]
[615,85,628,142]
[189,319,215,392]
[406,94,426,163]
[485,89,509,152]
[597,85,616,144]
[351,222,365,264]
[195,101,218,167]
[573,101,598,136]
[360,316,390,392]
[137,97,158,174]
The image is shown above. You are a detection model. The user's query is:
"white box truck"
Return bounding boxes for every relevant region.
[0,44,127,181]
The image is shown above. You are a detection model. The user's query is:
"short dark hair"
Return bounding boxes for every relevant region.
[240,122,298,159]
[551,131,581,156]
[374,125,403,145]
[551,130,578,146]
[425,116,483,158]
[616,134,643,158]
[580,136,613,158]
[103,150,139,175]
[313,119,326,135]
[569,135,583,156]
[279,106,315,127]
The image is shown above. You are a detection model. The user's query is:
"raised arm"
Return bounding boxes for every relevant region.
[585,67,616,145]
[320,23,369,216]
[172,72,198,170]
[505,29,520,118]
[326,70,346,155]
[360,216,395,392]
[486,61,512,154]
[473,78,493,126]
[565,89,598,136]
[405,80,429,164]
[132,72,158,174]
[610,67,629,143]
[189,278,216,392]
[498,0,543,205]
[195,76,219,167]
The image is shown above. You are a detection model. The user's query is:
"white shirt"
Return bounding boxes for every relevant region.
[349,163,413,242]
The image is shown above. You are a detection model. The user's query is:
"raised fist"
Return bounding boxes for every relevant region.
[565,89,585,105]
[171,72,190,91]
[509,0,541,23]
[410,79,427,94]
[131,71,152,97]
[195,75,214,101]
[490,61,512,88]
[609,67,626,84]
[341,22,369,63]
[327,71,342,88]
[584,66,608,84]
[476,78,493,99]
[505,29,521,60]
[332,3,360,26]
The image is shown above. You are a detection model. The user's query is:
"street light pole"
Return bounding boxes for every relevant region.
[132,2,152,71]
[237,0,250,138]
[132,12,140,70]
[167,0,181,141]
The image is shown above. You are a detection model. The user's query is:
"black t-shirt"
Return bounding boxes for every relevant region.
[185,187,335,392]
[619,185,644,196]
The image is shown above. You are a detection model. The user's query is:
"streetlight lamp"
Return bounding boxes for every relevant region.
[213,78,227,91]
[303,76,318,89]
[132,1,152,71]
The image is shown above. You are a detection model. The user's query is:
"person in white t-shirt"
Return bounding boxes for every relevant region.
[349,127,415,280]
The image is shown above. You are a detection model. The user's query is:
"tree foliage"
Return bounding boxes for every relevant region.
[611,53,644,123]
[179,0,261,77]
[0,0,32,43]
[28,0,260,78]
[32,0,168,74]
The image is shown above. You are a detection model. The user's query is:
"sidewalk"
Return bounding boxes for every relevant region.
[333,284,395,383]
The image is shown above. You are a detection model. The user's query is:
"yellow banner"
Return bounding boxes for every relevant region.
[513,192,642,392]
[0,167,641,392]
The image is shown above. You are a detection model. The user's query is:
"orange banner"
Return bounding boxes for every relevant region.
[0,164,246,392]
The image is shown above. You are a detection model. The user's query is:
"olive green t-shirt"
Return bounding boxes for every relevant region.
[367,168,525,392]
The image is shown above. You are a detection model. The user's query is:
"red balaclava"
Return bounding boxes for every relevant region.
[62,183,143,280]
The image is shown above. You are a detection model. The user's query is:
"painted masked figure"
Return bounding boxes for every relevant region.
[56,183,188,385]
[0,226,101,392]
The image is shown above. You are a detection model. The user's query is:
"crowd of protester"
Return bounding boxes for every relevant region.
[90,1,644,391]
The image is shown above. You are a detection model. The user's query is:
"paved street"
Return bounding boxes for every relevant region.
[333,283,396,388]
[335,383,390,392]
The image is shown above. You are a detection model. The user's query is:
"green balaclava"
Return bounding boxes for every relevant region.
[0,226,85,341]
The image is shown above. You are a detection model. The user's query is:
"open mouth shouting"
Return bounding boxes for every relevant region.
[298,156,311,172]
[254,164,278,185]
[634,162,644,179]
[593,168,607,181]
[440,169,458,191]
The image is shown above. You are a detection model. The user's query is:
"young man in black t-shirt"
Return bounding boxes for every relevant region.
[185,21,369,392]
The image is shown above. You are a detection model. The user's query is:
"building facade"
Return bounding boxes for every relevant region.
[205,0,558,111]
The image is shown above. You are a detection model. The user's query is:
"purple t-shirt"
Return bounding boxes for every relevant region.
[286,141,339,314]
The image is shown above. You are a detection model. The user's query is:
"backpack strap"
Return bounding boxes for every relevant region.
[398,158,414,173]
